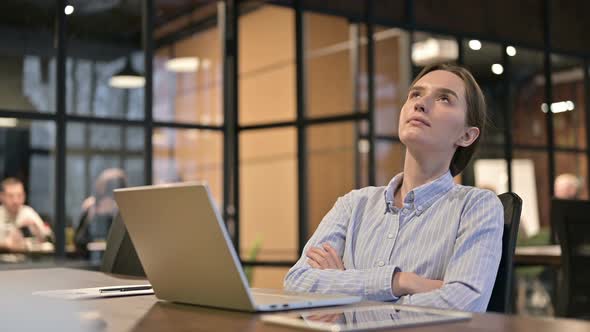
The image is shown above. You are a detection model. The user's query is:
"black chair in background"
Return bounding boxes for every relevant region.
[552,199,590,319]
[488,192,522,313]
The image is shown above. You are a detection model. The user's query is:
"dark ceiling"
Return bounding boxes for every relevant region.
[0,0,588,66]
[0,0,213,59]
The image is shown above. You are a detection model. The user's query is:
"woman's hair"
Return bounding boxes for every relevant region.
[410,63,487,176]
[94,168,128,199]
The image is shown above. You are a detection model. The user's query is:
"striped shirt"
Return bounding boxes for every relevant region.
[284,171,503,312]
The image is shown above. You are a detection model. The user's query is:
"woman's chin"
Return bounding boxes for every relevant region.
[399,133,429,148]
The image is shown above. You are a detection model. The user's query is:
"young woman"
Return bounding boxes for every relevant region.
[284,64,503,312]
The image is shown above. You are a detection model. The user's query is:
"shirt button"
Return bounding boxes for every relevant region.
[387,233,394,239]
[377,260,385,267]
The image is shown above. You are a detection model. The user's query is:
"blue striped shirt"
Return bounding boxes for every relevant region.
[284,171,504,312]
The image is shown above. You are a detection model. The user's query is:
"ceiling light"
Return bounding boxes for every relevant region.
[411,38,459,66]
[64,5,74,15]
[491,64,504,75]
[541,101,575,113]
[165,57,200,73]
[506,46,516,57]
[468,40,482,50]
[0,118,17,127]
[109,60,144,89]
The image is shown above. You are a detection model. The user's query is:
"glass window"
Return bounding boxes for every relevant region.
[307,122,356,236]
[551,55,586,150]
[240,128,297,261]
[467,146,506,189]
[239,4,295,125]
[511,48,546,147]
[374,27,411,137]
[555,152,588,200]
[248,266,291,289]
[0,119,55,263]
[66,123,145,261]
[153,128,223,204]
[411,32,459,75]
[66,1,144,120]
[154,1,222,125]
[305,12,357,118]
[375,140,405,186]
[513,150,549,233]
[0,2,55,113]
[463,40,505,146]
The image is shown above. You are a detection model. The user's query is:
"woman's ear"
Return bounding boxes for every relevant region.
[456,126,480,147]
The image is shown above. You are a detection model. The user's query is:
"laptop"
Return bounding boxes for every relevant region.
[113,182,361,312]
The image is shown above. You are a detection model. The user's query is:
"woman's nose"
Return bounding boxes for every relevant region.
[414,101,426,113]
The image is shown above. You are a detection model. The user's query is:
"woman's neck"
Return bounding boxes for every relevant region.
[394,149,452,207]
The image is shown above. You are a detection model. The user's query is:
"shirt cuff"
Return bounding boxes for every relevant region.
[365,265,400,301]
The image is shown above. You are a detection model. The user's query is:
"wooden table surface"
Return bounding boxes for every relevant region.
[1,268,589,332]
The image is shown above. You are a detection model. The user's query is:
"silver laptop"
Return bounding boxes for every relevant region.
[114,182,361,312]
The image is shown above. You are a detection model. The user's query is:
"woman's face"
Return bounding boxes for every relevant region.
[398,70,472,154]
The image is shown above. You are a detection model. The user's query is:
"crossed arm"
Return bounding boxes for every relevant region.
[306,243,443,297]
[284,191,504,312]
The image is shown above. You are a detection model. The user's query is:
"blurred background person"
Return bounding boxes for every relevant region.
[515,173,582,315]
[74,168,127,258]
[554,173,581,200]
[0,177,53,251]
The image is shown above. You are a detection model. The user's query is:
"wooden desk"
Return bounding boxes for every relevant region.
[514,245,562,266]
[1,268,589,332]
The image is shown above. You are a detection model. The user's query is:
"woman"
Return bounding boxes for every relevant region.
[284,64,503,312]
[74,168,128,258]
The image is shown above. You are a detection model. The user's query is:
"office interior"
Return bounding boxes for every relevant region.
[0,0,589,320]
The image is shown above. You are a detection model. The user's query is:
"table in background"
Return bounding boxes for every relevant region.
[514,245,561,267]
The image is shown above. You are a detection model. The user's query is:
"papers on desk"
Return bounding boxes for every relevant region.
[33,284,153,300]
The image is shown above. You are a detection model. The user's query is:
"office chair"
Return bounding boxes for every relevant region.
[552,199,590,319]
[487,192,522,313]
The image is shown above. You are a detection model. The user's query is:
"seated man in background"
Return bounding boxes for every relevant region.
[554,173,581,200]
[0,177,52,251]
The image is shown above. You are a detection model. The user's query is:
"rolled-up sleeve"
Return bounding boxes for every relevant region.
[284,193,399,301]
[396,191,504,312]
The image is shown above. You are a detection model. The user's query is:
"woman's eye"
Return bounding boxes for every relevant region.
[439,95,450,103]
[409,91,420,98]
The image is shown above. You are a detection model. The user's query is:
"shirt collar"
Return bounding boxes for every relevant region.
[384,170,455,215]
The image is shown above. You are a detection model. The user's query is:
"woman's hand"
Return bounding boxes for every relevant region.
[306,243,345,270]
[392,272,443,297]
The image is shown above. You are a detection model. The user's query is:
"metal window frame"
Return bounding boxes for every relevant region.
[1,0,588,269]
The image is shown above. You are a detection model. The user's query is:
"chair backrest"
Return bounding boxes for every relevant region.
[552,199,590,318]
[487,192,522,313]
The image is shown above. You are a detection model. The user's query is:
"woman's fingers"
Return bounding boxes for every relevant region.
[306,247,329,269]
[316,246,339,269]
[323,243,345,270]
[307,258,320,269]
[305,244,344,270]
